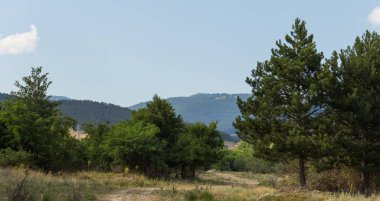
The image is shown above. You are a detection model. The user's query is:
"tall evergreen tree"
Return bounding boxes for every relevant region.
[323,31,380,195]
[234,19,325,188]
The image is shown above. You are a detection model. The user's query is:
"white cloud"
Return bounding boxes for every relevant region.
[369,7,380,27]
[0,25,39,55]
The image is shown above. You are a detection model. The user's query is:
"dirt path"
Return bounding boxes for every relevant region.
[97,171,259,201]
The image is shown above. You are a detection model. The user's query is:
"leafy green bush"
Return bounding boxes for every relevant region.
[217,142,277,173]
[0,149,33,167]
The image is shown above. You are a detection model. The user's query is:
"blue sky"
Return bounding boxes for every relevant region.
[0,1,379,107]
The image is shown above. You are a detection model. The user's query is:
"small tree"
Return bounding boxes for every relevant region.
[105,121,166,176]
[173,122,223,178]
[11,67,57,118]
[234,19,325,188]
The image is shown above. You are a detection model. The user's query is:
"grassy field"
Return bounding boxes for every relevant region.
[1,167,380,201]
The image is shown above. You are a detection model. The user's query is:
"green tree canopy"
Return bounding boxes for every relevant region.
[132,95,184,174]
[234,18,326,188]
[323,31,380,195]
[0,67,82,171]
[172,122,223,178]
[132,95,184,144]
[105,121,166,176]
[11,67,57,118]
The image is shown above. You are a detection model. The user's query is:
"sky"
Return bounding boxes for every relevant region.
[1,1,380,107]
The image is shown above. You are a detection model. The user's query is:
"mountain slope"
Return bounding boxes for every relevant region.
[57,100,131,124]
[130,93,250,134]
[0,93,131,124]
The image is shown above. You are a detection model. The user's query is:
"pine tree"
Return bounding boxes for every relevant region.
[234,19,325,188]
[323,31,380,195]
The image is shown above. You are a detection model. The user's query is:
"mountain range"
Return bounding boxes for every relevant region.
[0,93,132,124]
[130,93,250,134]
[0,92,250,139]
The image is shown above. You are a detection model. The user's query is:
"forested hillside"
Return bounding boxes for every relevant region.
[130,93,250,134]
[0,92,238,142]
[57,100,131,124]
[0,93,132,124]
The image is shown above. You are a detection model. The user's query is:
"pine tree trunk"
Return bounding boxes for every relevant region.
[181,165,187,179]
[298,157,306,188]
[190,166,196,179]
[360,161,370,196]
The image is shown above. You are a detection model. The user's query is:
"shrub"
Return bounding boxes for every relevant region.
[308,167,361,193]
[217,142,278,173]
[0,149,33,167]
[184,189,215,201]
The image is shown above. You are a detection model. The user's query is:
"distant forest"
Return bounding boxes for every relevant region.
[57,100,131,124]
[0,93,131,125]
[0,93,237,142]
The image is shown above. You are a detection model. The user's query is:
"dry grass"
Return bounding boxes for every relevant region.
[0,167,99,201]
[1,168,380,201]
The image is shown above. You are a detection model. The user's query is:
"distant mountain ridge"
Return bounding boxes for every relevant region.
[0,93,131,124]
[130,93,250,134]
[57,100,131,124]
[0,92,249,138]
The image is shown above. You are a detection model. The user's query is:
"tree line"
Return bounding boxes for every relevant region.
[0,67,224,178]
[235,18,380,195]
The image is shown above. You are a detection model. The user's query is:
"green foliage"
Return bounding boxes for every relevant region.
[234,18,326,187]
[83,123,112,170]
[173,122,224,178]
[322,31,380,194]
[218,142,276,173]
[0,67,86,171]
[0,149,33,167]
[132,94,184,145]
[105,121,167,175]
[11,67,57,118]
[130,93,251,134]
[184,189,215,201]
[131,95,185,176]
[83,96,224,178]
